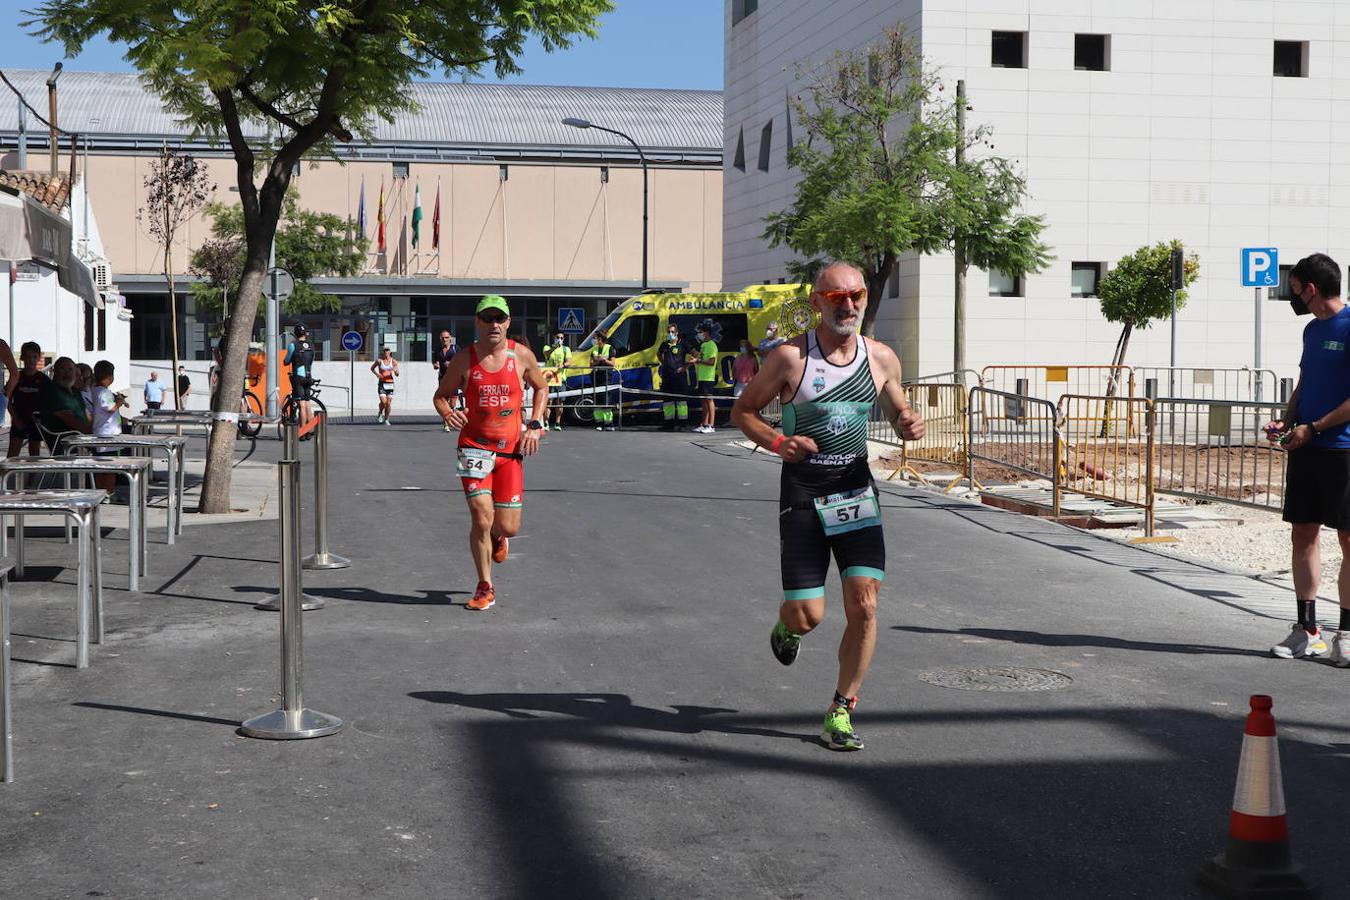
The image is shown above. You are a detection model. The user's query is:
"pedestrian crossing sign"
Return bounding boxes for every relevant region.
[558,307,585,334]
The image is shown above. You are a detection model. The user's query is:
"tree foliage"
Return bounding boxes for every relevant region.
[26,0,612,512]
[763,25,1051,338]
[190,197,366,324]
[1097,240,1200,330]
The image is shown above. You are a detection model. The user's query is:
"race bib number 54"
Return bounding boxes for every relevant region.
[813,486,881,536]
[456,447,497,479]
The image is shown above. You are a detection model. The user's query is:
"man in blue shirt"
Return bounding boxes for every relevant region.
[143,371,165,410]
[1265,252,1350,665]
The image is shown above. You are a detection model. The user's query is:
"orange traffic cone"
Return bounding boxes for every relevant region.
[1198,695,1318,899]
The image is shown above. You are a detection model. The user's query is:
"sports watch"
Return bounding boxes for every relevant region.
[527,419,544,431]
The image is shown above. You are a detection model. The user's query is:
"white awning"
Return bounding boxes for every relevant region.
[0,186,100,307]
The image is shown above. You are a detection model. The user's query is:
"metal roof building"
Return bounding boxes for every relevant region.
[0,69,723,165]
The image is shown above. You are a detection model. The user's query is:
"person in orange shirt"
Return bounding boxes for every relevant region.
[434,296,549,610]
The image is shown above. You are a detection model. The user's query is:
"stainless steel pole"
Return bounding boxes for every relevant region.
[239,420,343,740]
[255,418,324,611]
[1254,286,1264,401]
[303,414,350,570]
[1169,288,1178,397]
[1,569,12,782]
[265,239,279,417]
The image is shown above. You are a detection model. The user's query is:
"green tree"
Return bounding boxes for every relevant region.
[1097,240,1200,379]
[190,197,367,324]
[27,0,612,512]
[763,26,1051,361]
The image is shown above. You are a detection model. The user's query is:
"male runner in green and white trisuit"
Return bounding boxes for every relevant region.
[732,261,925,751]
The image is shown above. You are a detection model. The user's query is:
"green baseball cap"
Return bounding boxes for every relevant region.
[476,294,510,317]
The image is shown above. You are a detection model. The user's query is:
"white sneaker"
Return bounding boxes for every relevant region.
[702,425,715,433]
[376,413,385,424]
[1271,624,1328,659]
[689,425,704,433]
[1331,631,1350,668]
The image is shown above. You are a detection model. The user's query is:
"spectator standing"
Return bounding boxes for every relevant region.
[1264,252,1350,665]
[657,323,691,430]
[691,322,718,433]
[177,366,191,407]
[0,338,18,428]
[431,330,459,432]
[7,341,49,457]
[90,360,128,490]
[543,331,570,432]
[732,340,759,399]
[758,321,786,354]
[591,330,616,431]
[143,371,165,410]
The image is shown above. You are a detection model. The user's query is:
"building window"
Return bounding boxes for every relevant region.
[732,0,758,26]
[1274,41,1308,78]
[392,161,409,179]
[97,306,106,350]
[84,302,95,351]
[1074,34,1109,71]
[498,164,509,181]
[733,127,746,172]
[1071,262,1104,297]
[888,261,900,299]
[991,31,1027,69]
[989,269,1023,297]
[757,119,773,172]
[1276,264,1295,299]
[600,165,609,184]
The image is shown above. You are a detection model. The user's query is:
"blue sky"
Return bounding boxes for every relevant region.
[0,1,724,90]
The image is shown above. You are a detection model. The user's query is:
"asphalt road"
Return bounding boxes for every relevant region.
[0,425,1345,899]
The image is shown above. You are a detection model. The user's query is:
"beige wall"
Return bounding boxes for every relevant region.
[83,154,722,292]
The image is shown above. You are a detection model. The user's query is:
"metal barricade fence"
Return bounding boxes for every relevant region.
[968,388,1061,512]
[1151,398,1287,513]
[1057,394,1155,534]
[542,366,623,425]
[888,383,968,482]
[907,369,984,388]
[980,365,1134,402]
[1133,367,1280,403]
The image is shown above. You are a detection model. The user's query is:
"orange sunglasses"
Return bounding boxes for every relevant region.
[814,288,868,304]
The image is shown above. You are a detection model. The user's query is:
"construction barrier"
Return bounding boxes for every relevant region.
[1057,394,1155,534]
[980,365,1134,402]
[968,387,1062,514]
[889,382,969,488]
[1152,398,1287,513]
[1134,367,1280,403]
[906,369,983,388]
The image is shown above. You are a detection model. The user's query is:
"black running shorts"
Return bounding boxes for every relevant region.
[1282,447,1350,530]
[779,505,886,601]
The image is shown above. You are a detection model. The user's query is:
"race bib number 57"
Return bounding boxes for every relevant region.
[813,486,881,536]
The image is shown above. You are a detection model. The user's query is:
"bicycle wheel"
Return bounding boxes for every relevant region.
[238,392,263,438]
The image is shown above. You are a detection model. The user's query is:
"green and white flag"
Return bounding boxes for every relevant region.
[411,182,423,249]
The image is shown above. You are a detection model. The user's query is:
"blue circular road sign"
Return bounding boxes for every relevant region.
[341,330,363,351]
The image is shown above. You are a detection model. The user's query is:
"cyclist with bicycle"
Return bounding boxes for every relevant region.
[284,324,316,433]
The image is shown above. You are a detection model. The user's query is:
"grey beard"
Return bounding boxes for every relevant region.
[826,315,858,337]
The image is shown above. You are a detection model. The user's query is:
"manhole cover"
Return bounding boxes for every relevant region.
[918,666,1072,692]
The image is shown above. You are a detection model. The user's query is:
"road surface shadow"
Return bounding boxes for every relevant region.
[894,625,1270,658]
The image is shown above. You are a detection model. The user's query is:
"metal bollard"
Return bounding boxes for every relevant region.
[302,414,350,570]
[255,419,324,612]
[239,422,343,740]
[2,569,12,781]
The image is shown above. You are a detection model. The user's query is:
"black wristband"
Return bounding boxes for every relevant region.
[1309,421,1321,436]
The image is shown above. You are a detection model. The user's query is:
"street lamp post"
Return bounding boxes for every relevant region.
[562,117,648,290]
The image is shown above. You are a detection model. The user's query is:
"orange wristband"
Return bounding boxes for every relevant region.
[769,434,786,456]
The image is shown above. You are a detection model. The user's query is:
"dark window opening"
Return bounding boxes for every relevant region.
[732,0,758,26]
[1277,264,1295,299]
[989,269,1023,298]
[84,302,95,352]
[606,315,659,357]
[1071,262,1104,297]
[757,119,773,172]
[992,31,1027,69]
[1274,41,1308,77]
[97,306,106,351]
[1074,34,1109,71]
[392,161,409,179]
[888,262,900,299]
[733,127,746,171]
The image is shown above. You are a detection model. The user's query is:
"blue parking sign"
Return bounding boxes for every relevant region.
[1241,248,1278,287]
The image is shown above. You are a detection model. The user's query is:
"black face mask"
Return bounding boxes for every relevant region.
[1289,285,1311,316]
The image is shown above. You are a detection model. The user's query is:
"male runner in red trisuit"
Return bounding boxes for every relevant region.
[434,295,549,610]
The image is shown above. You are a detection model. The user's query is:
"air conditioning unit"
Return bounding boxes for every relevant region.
[92,261,112,290]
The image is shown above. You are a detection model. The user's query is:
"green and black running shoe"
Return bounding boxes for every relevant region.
[770,620,801,666]
[821,704,864,751]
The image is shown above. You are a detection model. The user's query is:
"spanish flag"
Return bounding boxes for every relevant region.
[377,178,387,254]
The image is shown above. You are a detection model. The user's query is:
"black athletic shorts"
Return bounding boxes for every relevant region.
[1283,447,1350,529]
[291,375,313,402]
[779,505,886,601]
[697,380,716,397]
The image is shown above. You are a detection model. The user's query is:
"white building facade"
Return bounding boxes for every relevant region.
[725,0,1349,382]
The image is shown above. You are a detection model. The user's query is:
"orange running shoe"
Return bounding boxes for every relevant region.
[491,535,509,564]
[467,581,495,611]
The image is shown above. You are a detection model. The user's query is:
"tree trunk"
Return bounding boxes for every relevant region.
[166,254,181,410]
[953,245,966,376]
[1098,322,1133,437]
[862,262,890,338]
[197,186,285,514]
